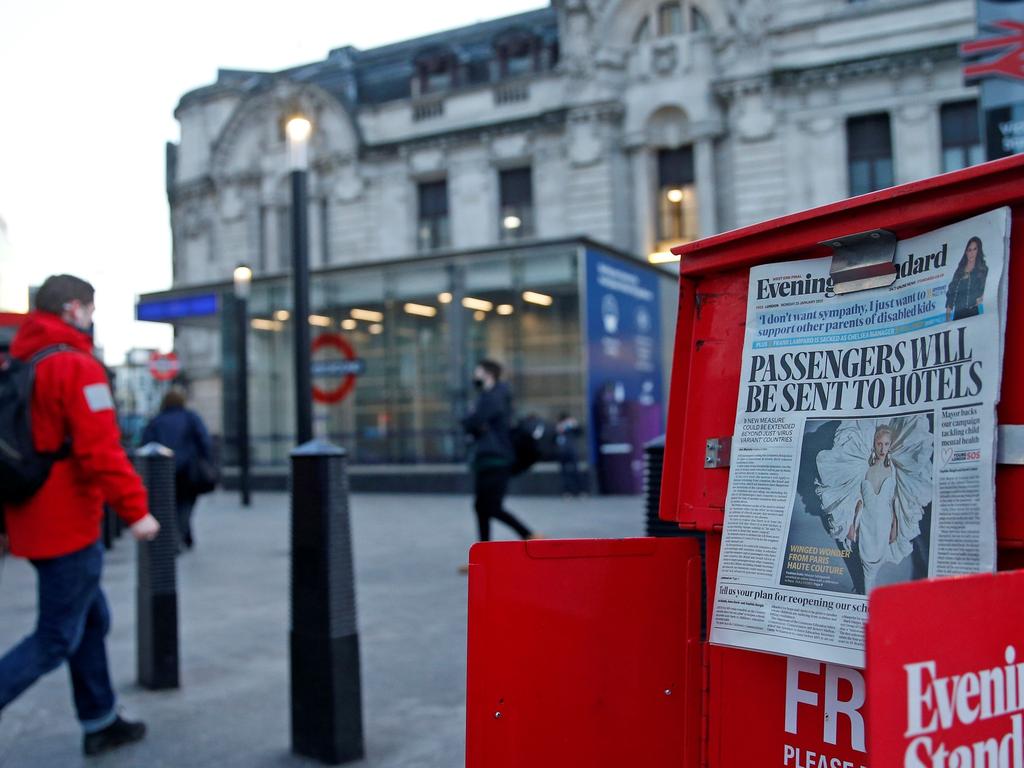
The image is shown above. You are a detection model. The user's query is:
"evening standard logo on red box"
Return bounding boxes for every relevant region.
[903,647,1024,767]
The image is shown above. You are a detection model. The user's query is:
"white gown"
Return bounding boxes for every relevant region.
[857,465,896,593]
[815,415,933,593]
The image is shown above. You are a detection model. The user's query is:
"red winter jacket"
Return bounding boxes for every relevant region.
[3,311,148,559]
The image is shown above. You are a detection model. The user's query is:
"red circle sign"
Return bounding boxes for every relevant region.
[149,352,180,381]
[311,334,364,404]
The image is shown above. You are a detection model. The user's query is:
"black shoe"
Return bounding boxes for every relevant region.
[83,715,147,757]
[183,532,194,549]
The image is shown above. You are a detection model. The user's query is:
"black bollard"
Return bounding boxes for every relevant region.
[134,442,180,690]
[290,440,364,765]
[643,435,707,638]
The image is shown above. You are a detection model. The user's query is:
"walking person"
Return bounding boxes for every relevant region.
[555,413,585,497]
[0,274,160,756]
[460,360,538,571]
[143,389,213,551]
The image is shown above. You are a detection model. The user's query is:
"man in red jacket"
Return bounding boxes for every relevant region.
[0,275,160,757]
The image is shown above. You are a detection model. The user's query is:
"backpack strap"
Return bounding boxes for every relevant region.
[26,344,76,460]
[28,344,73,367]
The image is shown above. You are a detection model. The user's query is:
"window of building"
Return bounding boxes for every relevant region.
[941,100,983,173]
[658,2,684,36]
[847,113,894,197]
[499,167,534,240]
[499,36,536,77]
[417,180,450,252]
[656,147,698,247]
[416,50,457,94]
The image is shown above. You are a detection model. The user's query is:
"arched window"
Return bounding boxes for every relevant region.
[414,48,458,95]
[657,2,683,36]
[495,31,538,78]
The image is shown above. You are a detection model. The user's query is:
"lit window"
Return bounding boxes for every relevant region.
[658,2,683,36]
[656,147,698,246]
[847,114,894,196]
[417,180,450,251]
[940,101,984,173]
[499,167,534,240]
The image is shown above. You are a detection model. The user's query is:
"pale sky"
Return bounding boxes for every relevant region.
[0,0,546,364]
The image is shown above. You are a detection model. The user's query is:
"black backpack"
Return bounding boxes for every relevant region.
[510,417,547,476]
[0,345,73,509]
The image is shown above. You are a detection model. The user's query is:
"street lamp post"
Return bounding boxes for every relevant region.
[233,265,252,507]
[287,115,313,445]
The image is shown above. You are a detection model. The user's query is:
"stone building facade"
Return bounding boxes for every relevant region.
[164,0,981,455]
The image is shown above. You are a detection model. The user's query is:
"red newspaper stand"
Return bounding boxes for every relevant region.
[663,153,1024,768]
[465,155,1024,767]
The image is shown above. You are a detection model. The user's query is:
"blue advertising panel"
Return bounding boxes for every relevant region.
[584,249,664,494]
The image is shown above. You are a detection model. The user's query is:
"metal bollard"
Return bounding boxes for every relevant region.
[134,443,180,690]
[290,440,365,765]
[643,435,707,638]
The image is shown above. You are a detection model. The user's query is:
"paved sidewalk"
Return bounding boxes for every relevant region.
[0,491,641,767]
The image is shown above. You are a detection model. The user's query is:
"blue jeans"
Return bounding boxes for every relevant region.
[0,541,117,733]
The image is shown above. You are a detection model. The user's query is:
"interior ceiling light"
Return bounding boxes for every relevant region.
[461,297,494,312]
[404,302,438,318]
[522,291,553,306]
[351,308,384,322]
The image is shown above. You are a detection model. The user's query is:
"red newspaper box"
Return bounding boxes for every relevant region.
[662,154,1024,766]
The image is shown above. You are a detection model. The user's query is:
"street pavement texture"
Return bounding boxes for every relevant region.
[0,491,642,767]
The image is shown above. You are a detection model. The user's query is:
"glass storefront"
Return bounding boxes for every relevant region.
[140,238,676,490]
[235,242,584,466]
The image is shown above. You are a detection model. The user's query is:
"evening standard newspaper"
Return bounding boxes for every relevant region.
[709,207,1010,667]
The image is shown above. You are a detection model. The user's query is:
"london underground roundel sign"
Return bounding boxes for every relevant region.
[311,334,365,404]
[149,352,180,381]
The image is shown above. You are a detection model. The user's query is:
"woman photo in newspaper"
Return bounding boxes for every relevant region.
[945,236,989,321]
[781,415,933,595]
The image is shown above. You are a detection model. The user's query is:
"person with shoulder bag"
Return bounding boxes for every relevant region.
[142,389,214,551]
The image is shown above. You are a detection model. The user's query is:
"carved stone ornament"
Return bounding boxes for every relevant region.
[567,114,603,167]
[798,115,840,137]
[181,202,207,239]
[490,133,530,161]
[898,103,932,125]
[725,0,773,49]
[332,162,365,203]
[734,86,777,141]
[217,184,246,221]
[651,41,678,77]
[408,147,445,176]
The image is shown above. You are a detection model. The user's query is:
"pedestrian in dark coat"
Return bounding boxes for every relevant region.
[143,389,212,550]
[461,359,536,557]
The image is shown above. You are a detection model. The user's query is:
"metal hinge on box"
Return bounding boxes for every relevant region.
[821,228,898,295]
[704,437,732,469]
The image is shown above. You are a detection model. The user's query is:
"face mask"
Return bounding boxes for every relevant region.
[65,303,94,336]
[473,377,485,390]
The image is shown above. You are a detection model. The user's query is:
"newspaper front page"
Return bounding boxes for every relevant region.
[709,208,1010,667]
